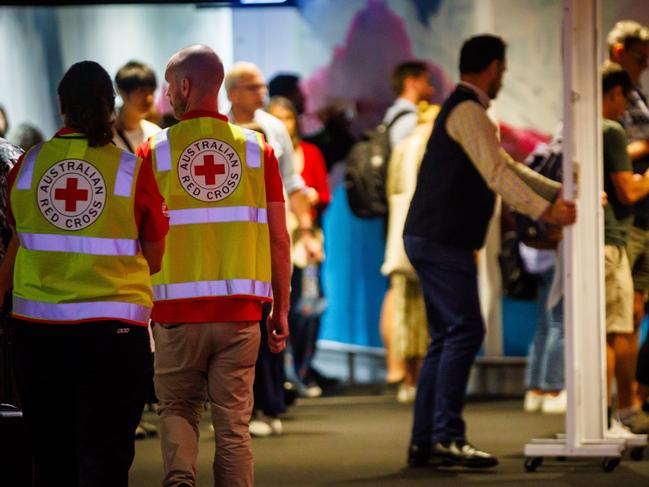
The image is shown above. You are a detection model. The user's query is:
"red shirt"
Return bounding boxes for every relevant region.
[299,141,331,216]
[136,111,285,324]
[7,129,169,243]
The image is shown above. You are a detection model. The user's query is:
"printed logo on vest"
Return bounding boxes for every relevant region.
[37,159,106,230]
[178,138,242,202]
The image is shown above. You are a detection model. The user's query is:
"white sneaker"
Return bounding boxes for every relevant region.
[607,418,636,439]
[541,390,567,414]
[134,425,147,439]
[618,407,649,434]
[397,383,417,403]
[268,417,283,435]
[302,384,323,398]
[249,419,273,437]
[523,391,544,412]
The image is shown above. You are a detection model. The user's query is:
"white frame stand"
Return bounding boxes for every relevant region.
[524,0,646,472]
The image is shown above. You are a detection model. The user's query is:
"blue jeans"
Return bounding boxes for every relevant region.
[288,265,323,384]
[405,236,485,445]
[525,266,565,391]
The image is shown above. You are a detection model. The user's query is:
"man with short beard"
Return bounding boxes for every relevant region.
[404,34,577,469]
[137,45,291,487]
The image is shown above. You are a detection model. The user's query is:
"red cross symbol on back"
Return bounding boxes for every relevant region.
[54,177,88,212]
[194,154,226,186]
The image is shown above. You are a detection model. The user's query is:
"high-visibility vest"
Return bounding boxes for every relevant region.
[10,134,152,325]
[150,116,272,304]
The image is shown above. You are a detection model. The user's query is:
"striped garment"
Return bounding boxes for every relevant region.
[446,82,559,221]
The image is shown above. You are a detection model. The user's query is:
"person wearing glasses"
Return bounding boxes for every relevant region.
[608,20,649,434]
[225,61,322,436]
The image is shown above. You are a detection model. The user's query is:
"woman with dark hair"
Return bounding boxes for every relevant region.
[0,60,169,487]
[267,96,331,398]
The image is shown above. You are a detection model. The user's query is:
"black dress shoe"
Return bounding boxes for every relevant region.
[431,440,498,468]
[407,443,431,467]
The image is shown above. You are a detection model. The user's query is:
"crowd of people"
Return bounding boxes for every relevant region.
[1,18,649,487]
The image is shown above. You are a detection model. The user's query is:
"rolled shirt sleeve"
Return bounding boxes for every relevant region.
[446,100,556,220]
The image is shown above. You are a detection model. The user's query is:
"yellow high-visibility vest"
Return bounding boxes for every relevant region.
[150,116,272,303]
[10,134,152,325]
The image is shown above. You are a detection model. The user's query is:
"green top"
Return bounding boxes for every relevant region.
[603,118,633,247]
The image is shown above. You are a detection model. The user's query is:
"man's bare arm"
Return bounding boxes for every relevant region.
[628,139,649,161]
[266,201,291,353]
[288,190,323,262]
[140,238,165,275]
[609,171,649,205]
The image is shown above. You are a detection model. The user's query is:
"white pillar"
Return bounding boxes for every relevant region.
[524,0,630,466]
[562,0,607,445]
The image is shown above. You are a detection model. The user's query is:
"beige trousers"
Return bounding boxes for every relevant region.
[604,245,634,334]
[154,321,260,487]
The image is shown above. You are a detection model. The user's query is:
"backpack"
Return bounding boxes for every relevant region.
[344,110,414,218]
[512,135,563,249]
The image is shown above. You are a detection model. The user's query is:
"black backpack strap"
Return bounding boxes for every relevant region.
[386,109,417,129]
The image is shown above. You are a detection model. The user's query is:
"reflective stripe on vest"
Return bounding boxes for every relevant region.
[17,142,137,197]
[153,129,172,172]
[18,232,139,256]
[151,117,271,304]
[114,151,138,196]
[169,206,267,226]
[15,143,44,190]
[153,279,272,301]
[241,128,261,168]
[13,297,151,324]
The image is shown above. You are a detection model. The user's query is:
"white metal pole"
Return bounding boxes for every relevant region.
[563,0,607,447]
[525,0,627,466]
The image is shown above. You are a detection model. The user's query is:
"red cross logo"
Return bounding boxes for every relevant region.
[194,154,225,186]
[54,177,88,212]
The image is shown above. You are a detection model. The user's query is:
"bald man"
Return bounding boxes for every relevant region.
[136,45,291,487]
[225,61,322,262]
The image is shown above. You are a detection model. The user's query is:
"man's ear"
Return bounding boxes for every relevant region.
[486,59,500,78]
[603,86,620,104]
[181,78,190,97]
[612,44,624,62]
[614,84,624,99]
[403,75,417,91]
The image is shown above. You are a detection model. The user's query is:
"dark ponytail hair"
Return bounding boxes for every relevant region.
[58,61,115,147]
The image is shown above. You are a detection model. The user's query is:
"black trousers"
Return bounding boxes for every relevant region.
[253,303,286,417]
[13,319,151,487]
[405,237,485,445]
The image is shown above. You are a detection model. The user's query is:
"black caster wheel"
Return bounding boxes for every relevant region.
[524,456,543,472]
[602,457,620,472]
[630,447,644,461]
